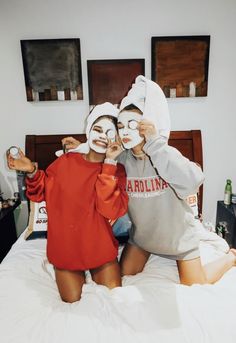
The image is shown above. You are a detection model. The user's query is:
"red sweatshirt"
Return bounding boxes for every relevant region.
[26,153,128,271]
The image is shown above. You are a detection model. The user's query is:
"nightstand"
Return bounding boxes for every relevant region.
[215,201,236,248]
[0,200,21,262]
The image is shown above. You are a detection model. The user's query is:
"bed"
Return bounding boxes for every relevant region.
[1,130,236,343]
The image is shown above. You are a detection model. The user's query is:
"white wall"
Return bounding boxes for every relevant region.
[0,0,236,226]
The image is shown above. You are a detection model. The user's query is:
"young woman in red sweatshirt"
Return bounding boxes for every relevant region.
[7,103,128,303]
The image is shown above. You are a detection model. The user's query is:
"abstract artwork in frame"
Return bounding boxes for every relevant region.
[151,36,210,98]
[21,38,83,101]
[87,59,145,105]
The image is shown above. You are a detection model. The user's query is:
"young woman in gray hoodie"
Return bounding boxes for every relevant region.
[116,76,236,285]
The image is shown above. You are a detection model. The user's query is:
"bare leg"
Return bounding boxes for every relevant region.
[177,249,236,285]
[90,259,121,289]
[177,257,207,285]
[55,268,85,303]
[203,249,236,283]
[120,243,150,276]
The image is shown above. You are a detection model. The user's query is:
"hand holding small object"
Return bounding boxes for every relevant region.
[61,137,81,151]
[7,149,35,173]
[138,119,157,140]
[106,136,123,160]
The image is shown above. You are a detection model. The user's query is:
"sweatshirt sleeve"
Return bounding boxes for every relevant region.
[25,154,66,203]
[143,136,204,199]
[95,162,128,220]
[25,170,46,202]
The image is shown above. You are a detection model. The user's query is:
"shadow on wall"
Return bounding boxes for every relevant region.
[1,150,27,200]
[0,170,13,200]
[1,149,16,199]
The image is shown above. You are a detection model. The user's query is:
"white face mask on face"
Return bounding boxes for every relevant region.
[88,118,116,154]
[118,111,144,149]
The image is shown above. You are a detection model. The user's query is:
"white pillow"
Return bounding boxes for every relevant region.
[24,201,48,240]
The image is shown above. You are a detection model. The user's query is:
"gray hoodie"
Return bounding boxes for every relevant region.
[118,136,204,260]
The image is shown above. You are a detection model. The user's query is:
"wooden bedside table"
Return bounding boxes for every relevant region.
[215,201,236,248]
[0,199,21,262]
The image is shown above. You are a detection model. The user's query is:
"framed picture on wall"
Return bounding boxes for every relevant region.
[87,59,145,105]
[151,35,210,98]
[21,38,83,101]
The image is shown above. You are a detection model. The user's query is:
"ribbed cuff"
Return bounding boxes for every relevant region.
[143,136,167,154]
[104,158,117,166]
[26,163,38,178]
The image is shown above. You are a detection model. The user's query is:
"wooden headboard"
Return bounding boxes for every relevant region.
[25,130,203,214]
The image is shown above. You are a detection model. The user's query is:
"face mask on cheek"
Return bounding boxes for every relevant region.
[118,111,144,149]
[88,118,116,154]
[119,128,143,149]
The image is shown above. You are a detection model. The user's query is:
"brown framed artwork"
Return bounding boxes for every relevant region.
[151,36,210,98]
[87,59,145,105]
[21,38,83,102]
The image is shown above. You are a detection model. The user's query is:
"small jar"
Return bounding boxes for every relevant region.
[7,146,20,159]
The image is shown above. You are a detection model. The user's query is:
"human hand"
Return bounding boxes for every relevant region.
[61,137,81,151]
[138,119,157,140]
[7,149,35,173]
[106,136,123,160]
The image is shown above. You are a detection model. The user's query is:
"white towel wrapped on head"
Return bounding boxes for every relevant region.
[55,102,119,156]
[119,75,171,139]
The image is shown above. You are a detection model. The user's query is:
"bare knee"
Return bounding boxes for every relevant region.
[120,264,143,277]
[55,268,85,303]
[120,243,150,276]
[91,259,121,289]
[177,257,207,286]
[60,290,82,303]
[179,277,207,286]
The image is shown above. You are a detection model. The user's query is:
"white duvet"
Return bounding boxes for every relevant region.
[0,224,236,343]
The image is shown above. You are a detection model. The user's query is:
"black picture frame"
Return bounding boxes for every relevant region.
[21,38,83,101]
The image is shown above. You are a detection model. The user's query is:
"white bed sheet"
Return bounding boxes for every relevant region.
[0,226,236,343]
